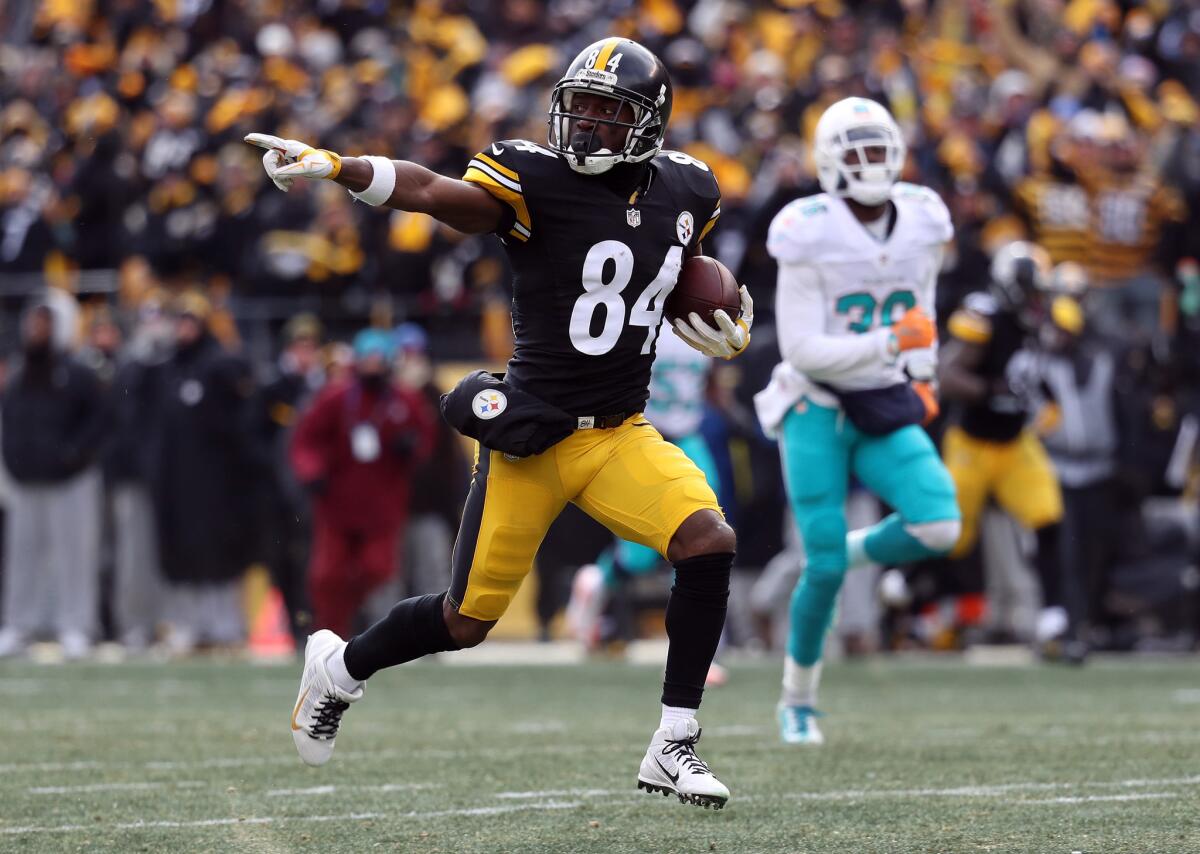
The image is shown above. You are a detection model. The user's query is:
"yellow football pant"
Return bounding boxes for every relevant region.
[943,426,1063,558]
[448,415,722,621]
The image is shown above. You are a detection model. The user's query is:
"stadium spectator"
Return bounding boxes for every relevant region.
[1077,116,1188,342]
[393,323,468,599]
[290,328,434,636]
[0,302,109,659]
[1020,294,1121,660]
[256,312,326,646]
[146,292,264,652]
[105,295,173,650]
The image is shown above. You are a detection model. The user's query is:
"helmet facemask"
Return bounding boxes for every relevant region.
[548,83,666,175]
[816,123,905,206]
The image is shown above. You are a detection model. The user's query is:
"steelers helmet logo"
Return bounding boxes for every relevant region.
[472,389,508,420]
[676,211,694,245]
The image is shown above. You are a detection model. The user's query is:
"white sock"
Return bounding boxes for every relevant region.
[781,657,822,708]
[326,644,363,693]
[846,529,871,570]
[659,704,696,731]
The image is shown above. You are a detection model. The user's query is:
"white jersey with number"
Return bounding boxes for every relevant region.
[644,325,710,439]
[754,183,952,435]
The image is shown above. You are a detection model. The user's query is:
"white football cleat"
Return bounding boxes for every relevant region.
[290,630,363,767]
[778,704,825,745]
[637,718,729,809]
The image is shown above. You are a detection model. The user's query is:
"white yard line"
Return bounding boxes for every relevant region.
[0,801,581,836]
[494,788,624,800]
[1023,792,1180,805]
[4,773,1197,836]
[264,783,439,797]
[0,743,600,775]
[27,781,204,795]
[790,775,1200,802]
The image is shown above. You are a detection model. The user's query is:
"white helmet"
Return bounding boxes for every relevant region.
[814,97,906,206]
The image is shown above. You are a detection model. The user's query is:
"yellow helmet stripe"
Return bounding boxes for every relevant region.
[593,38,620,72]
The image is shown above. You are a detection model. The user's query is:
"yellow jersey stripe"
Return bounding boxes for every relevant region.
[462,167,532,238]
[948,310,992,344]
[473,152,519,183]
[698,213,719,243]
[593,38,620,71]
[467,158,521,192]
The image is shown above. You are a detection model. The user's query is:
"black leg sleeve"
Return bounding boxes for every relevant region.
[661,552,733,709]
[1034,523,1064,610]
[342,592,459,681]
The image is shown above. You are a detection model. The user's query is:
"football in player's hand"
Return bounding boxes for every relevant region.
[665,256,741,327]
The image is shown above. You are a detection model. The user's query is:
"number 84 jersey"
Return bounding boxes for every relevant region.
[462,139,721,417]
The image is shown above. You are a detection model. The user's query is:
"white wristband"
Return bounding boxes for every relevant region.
[349,155,397,206]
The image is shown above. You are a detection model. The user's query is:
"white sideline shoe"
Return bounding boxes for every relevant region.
[0,629,29,659]
[290,630,363,767]
[59,632,92,661]
[637,718,729,809]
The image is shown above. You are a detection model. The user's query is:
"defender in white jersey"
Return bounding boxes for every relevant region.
[753,98,961,744]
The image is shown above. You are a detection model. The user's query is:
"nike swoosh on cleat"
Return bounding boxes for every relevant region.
[290,688,309,732]
[654,757,679,784]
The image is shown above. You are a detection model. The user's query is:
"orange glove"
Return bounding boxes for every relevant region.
[913,381,939,425]
[893,307,935,352]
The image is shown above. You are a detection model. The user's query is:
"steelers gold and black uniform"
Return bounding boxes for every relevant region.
[942,292,1063,557]
[450,140,723,621]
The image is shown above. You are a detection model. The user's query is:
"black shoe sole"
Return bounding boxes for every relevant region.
[637,779,727,810]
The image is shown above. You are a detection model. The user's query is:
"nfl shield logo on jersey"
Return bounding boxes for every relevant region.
[626,208,641,228]
[472,389,507,420]
[676,211,694,245]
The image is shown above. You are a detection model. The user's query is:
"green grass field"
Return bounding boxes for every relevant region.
[2,655,1198,853]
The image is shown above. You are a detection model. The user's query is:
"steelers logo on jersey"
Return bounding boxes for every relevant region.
[473,390,508,420]
[676,211,694,245]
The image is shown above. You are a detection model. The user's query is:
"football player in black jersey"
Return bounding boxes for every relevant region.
[249,38,752,808]
[938,241,1067,652]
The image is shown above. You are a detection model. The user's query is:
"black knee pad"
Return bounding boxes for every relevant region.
[671,552,733,604]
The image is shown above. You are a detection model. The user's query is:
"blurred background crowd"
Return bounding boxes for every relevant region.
[1,0,1198,662]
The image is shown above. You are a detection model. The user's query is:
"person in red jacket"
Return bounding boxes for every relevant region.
[290,329,434,636]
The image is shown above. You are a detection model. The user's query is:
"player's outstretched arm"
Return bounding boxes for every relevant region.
[245,133,503,235]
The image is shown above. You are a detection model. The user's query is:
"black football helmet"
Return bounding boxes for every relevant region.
[990,240,1053,328]
[547,37,673,175]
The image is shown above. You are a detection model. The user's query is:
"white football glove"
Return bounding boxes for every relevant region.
[244,132,341,192]
[672,285,753,360]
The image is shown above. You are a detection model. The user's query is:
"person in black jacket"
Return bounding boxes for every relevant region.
[105,297,173,650]
[147,292,264,652]
[0,303,110,659]
[256,313,325,647]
